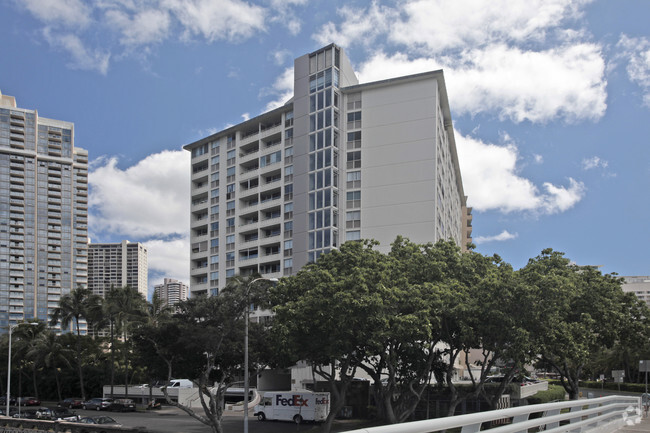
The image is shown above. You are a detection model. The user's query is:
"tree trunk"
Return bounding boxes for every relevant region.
[31,366,38,399]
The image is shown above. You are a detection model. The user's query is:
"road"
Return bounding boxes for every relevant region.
[72,407,369,433]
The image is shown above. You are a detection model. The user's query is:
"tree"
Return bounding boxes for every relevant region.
[26,330,73,402]
[132,286,272,433]
[50,286,99,401]
[272,240,390,432]
[520,249,629,399]
[104,285,147,398]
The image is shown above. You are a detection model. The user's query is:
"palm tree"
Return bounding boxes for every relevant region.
[49,286,96,401]
[26,331,73,402]
[13,321,47,399]
[105,285,147,398]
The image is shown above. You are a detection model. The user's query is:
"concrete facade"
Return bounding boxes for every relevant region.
[88,240,148,299]
[0,90,88,331]
[183,44,471,301]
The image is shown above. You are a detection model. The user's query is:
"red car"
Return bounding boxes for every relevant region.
[59,397,84,409]
[18,396,41,406]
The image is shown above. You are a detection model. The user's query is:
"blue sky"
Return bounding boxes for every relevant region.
[1,0,649,296]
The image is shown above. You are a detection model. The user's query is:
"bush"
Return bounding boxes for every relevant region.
[526,384,567,404]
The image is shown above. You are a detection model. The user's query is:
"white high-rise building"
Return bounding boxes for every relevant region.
[184,44,472,299]
[154,278,188,309]
[0,90,88,330]
[88,240,148,299]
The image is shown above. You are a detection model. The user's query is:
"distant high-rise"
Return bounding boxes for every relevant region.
[0,90,88,331]
[184,44,471,303]
[154,278,188,309]
[88,240,148,299]
[621,276,650,307]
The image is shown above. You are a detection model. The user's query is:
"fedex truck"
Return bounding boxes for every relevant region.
[254,391,330,424]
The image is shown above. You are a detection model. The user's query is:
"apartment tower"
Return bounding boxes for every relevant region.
[0,90,88,330]
[87,240,148,299]
[184,44,471,300]
[154,278,189,309]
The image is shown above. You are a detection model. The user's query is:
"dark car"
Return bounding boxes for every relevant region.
[0,395,16,406]
[36,407,81,421]
[107,398,136,412]
[78,415,122,427]
[59,397,84,408]
[82,397,113,411]
[17,396,41,406]
[13,408,40,419]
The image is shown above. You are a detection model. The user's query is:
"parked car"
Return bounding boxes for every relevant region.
[59,397,84,408]
[12,408,40,419]
[77,415,122,427]
[0,407,18,417]
[17,396,40,406]
[107,398,136,412]
[36,407,81,421]
[0,395,16,406]
[82,398,113,411]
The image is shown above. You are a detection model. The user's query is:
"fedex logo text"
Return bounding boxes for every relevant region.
[276,395,309,407]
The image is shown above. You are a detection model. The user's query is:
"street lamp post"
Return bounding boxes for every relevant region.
[6,322,38,416]
[243,277,278,433]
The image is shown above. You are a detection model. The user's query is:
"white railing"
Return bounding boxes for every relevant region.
[345,395,641,433]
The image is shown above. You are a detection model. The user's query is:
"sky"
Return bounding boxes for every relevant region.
[1,0,649,297]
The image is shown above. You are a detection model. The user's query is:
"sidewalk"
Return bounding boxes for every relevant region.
[618,416,650,432]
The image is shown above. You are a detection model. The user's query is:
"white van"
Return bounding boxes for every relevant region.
[254,391,330,424]
[166,379,193,388]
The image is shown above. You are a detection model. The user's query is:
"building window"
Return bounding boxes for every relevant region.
[346,210,361,229]
[284,221,293,239]
[347,171,361,189]
[346,191,361,208]
[226,200,235,216]
[346,230,361,241]
[227,149,236,165]
[226,166,236,182]
[347,131,361,150]
[284,202,293,220]
[347,93,362,111]
[260,150,282,167]
[347,151,361,169]
[347,111,361,129]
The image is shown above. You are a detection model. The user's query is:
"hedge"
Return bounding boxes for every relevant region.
[526,384,567,404]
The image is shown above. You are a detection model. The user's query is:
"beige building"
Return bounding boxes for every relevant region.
[88,240,148,299]
[621,276,650,307]
[0,90,88,331]
[184,44,471,302]
[154,277,188,308]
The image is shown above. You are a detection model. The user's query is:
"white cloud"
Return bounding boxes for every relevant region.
[456,132,585,214]
[262,67,294,112]
[474,230,518,244]
[268,0,308,36]
[314,1,397,49]
[271,48,292,66]
[617,35,650,106]
[21,0,91,29]
[534,154,544,164]
[43,29,111,74]
[145,236,190,298]
[89,150,191,297]
[88,150,190,237]
[164,0,266,42]
[356,45,607,123]
[390,0,590,52]
[582,156,608,170]
[105,7,171,47]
